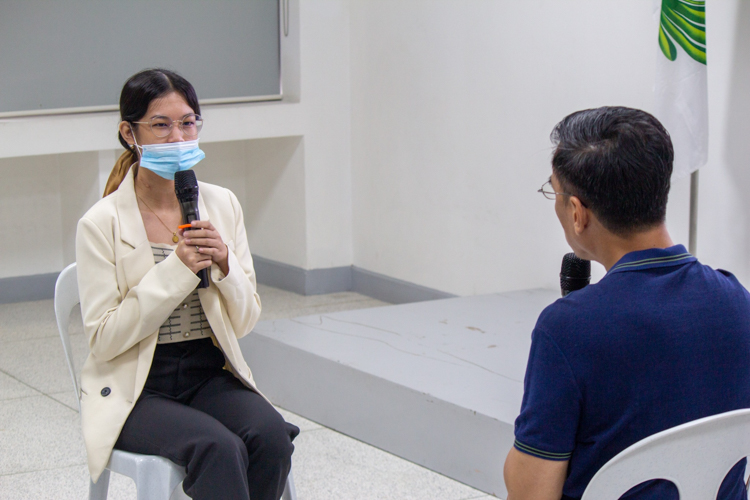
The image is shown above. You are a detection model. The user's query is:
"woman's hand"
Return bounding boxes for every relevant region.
[179,220,230,276]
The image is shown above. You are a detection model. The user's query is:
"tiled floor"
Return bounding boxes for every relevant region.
[0,284,496,499]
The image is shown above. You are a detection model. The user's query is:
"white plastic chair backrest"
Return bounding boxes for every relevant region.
[54,263,82,414]
[581,408,750,500]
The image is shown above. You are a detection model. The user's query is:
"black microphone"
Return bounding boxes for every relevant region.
[175,170,209,289]
[560,253,590,297]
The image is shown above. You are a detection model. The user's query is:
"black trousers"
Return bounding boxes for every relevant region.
[115,338,299,500]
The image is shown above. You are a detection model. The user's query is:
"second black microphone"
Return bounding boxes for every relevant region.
[560,252,590,297]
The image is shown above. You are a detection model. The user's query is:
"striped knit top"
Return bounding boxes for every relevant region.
[151,243,213,344]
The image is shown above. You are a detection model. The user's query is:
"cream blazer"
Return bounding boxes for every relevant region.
[75,167,263,481]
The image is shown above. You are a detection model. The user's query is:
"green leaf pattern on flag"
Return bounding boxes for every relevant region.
[659,0,706,65]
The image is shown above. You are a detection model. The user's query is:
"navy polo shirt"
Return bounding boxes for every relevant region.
[514,245,750,499]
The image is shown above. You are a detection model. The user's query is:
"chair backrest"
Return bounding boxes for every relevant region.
[54,263,82,414]
[581,408,750,500]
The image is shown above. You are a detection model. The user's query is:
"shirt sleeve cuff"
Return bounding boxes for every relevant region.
[513,439,572,461]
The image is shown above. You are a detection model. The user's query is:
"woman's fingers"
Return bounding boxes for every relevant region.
[194,245,222,256]
[175,239,213,274]
[183,230,217,241]
[180,220,229,275]
[183,224,222,247]
[193,258,213,271]
[184,237,219,248]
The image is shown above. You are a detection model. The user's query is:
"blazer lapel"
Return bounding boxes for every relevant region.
[116,167,148,250]
[115,167,154,289]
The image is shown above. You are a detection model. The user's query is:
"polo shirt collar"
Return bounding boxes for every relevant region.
[607,244,696,275]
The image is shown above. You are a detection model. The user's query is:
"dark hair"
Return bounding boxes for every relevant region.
[118,68,201,153]
[550,106,674,235]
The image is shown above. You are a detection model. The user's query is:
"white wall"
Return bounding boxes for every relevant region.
[198,137,308,267]
[1,154,63,277]
[698,0,750,282]
[349,0,749,295]
[297,0,353,269]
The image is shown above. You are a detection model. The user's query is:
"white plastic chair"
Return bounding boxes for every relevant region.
[55,263,297,500]
[581,408,750,500]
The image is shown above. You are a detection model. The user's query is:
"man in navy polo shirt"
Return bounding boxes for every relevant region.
[503,107,750,500]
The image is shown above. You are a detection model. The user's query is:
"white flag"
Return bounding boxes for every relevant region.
[653,0,707,180]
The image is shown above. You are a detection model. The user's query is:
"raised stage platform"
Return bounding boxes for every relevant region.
[239,288,560,498]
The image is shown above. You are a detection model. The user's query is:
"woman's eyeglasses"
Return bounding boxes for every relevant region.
[132,114,203,138]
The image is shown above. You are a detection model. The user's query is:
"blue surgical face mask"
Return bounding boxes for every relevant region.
[134,137,205,180]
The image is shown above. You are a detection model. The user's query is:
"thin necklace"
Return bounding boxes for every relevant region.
[137,195,180,243]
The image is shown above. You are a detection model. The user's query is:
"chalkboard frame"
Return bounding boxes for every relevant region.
[0,0,283,118]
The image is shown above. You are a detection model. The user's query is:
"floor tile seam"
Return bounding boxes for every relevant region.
[4,389,81,414]
[0,393,46,403]
[0,368,46,398]
[0,368,79,413]
[0,461,87,477]
[41,391,80,413]
[0,335,56,344]
[0,332,85,344]
[46,397,79,412]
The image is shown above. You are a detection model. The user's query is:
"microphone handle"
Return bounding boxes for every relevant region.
[183,209,210,289]
[197,265,210,289]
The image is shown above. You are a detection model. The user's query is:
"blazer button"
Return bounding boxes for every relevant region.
[101,387,111,397]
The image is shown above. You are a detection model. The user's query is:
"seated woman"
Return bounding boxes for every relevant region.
[76,68,299,500]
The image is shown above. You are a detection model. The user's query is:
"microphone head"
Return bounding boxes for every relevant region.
[560,252,591,297]
[175,170,198,201]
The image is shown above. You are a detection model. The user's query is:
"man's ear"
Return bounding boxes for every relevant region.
[571,197,589,235]
[118,121,136,146]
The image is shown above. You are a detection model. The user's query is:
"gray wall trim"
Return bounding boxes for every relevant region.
[0,272,59,304]
[253,256,308,295]
[253,256,352,296]
[351,266,457,304]
[253,255,456,304]
[306,265,352,295]
[2,258,456,305]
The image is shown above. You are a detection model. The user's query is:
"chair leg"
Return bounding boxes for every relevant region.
[135,459,187,500]
[89,469,110,500]
[281,470,297,500]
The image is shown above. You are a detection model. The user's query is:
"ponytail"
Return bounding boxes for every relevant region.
[103,150,138,197]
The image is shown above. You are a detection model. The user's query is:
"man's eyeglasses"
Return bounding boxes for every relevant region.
[132,114,203,138]
[538,179,588,207]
